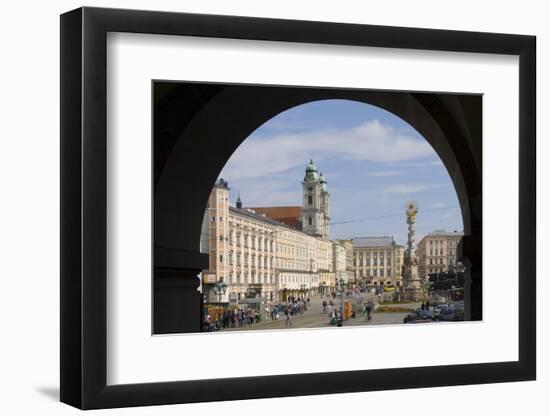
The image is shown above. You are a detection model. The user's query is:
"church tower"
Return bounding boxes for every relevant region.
[301,159,330,238]
[319,172,330,238]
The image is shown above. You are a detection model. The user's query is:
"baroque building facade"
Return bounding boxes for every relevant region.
[201,160,336,307]
[274,225,334,300]
[416,230,464,279]
[201,179,278,305]
[352,237,404,288]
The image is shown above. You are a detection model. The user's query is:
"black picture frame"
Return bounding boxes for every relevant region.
[60,6,536,410]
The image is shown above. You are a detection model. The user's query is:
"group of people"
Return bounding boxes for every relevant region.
[271,296,310,327]
[324,297,375,326]
[322,299,335,313]
[203,294,379,331]
[329,309,344,326]
[203,308,261,331]
[420,301,432,311]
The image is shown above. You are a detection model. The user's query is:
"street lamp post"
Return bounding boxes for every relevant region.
[213,278,227,329]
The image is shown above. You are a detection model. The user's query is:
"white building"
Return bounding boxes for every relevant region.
[416,230,464,279]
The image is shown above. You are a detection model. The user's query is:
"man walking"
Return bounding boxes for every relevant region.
[365,300,373,322]
[285,307,293,327]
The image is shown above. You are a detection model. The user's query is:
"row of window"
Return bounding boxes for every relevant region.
[222,254,274,268]
[354,259,393,266]
[227,235,275,250]
[357,269,393,277]
[428,239,459,247]
[277,260,312,270]
[428,258,457,265]
[280,275,317,284]
[354,251,394,258]
[225,273,275,285]
[278,244,310,257]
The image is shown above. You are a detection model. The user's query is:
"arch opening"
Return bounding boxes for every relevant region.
[153,82,482,334]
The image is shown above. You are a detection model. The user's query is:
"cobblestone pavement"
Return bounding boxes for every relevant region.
[220,294,423,332]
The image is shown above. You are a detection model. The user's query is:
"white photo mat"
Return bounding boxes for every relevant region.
[106,32,519,385]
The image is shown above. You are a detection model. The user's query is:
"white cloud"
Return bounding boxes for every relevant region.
[381,184,442,195]
[385,185,426,194]
[386,159,444,169]
[228,177,301,207]
[220,119,434,181]
[366,170,404,177]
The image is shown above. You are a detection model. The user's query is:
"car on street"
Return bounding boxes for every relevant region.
[433,304,449,318]
[415,308,434,319]
[438,306,465,321]
[404,308,435,323]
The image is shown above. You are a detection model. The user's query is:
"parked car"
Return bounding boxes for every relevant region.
[438,306,465,321]
[415,308,434,320]
[403,312,417,323]
[404,308,435,323]
[404,312,433,324]
[433,304,449,318]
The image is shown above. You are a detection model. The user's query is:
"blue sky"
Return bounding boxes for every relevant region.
[219,99,463,246]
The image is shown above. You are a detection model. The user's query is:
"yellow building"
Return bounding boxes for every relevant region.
[352,237,404,288]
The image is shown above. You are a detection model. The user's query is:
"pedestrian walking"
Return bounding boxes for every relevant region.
[365,300,373,322]
[285,308,293,327]
[237,309,243,327]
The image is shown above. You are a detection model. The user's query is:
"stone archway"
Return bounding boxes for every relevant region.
[153,83,481,333]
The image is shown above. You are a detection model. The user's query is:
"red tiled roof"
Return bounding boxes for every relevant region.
[247,206,302,229]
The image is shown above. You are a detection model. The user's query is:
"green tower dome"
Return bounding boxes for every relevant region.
[320,172,328,191]
[305,159,319,181]
[306,159,317,172]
